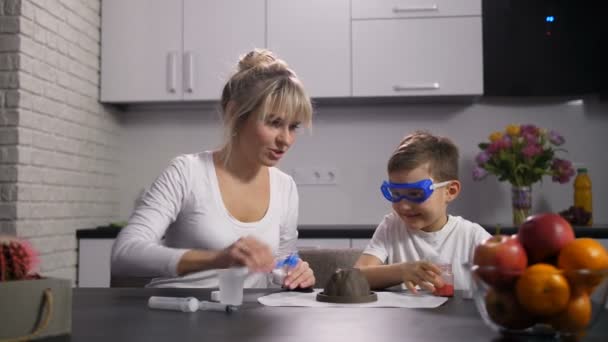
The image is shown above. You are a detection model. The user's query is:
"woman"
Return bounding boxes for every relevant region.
[111,49,315,289]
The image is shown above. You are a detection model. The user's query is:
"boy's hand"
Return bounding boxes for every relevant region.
[400,261,443,294]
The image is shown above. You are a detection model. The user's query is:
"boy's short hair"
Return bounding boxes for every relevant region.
[388,131,459,181]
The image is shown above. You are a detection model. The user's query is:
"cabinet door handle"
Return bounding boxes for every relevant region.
[393,83,440,91]
[184,51,194,93]
[392,5,438,13]
[167,51,178,93]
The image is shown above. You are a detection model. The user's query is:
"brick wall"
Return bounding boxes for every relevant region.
[0,0,120,282]
[0,0,19,235]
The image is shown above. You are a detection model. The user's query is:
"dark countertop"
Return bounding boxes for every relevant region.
[76,224,608,239]
[40,288,608,342]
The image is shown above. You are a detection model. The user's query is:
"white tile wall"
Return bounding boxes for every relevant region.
[120,98,608,227]
[0,0,121,283]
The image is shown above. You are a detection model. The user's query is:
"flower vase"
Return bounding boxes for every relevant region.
[511,186,532,226]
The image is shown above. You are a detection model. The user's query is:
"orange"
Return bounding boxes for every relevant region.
[516,263,570,316]
[547,292,592,333]
[558,238,608,292]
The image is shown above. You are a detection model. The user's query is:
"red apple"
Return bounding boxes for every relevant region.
[473,234,528,289]
[485,288,535,330]
[518,213,575,264]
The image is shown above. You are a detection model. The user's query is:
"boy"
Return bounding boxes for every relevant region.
[355,131,490,293]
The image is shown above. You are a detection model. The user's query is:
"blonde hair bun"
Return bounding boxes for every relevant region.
[237,49,286,72]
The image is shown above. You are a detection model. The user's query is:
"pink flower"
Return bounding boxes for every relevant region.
[520,124,539,136]
[521,143,543,158]
[486,137,512,155]
[522,132,538,145]
[472,124,572,187]
[486,141,501,154]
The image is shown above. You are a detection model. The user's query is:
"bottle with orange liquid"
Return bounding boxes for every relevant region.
[573,168,593,226]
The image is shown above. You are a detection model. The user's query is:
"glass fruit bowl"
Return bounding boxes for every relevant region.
[465,263,608,338]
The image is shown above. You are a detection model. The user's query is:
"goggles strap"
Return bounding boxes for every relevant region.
[430,180,451,190]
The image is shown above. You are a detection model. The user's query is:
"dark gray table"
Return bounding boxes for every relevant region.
[47,288,607,341]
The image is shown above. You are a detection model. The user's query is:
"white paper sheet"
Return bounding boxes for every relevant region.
[258,289,448,308]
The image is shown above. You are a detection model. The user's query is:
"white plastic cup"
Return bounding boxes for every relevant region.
[218,267,248,305]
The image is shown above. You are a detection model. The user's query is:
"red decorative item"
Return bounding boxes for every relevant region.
[0,236,39,281]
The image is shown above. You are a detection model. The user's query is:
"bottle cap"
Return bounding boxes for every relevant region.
[577,167,588,173]
[284,252,300,267]
[182,297,200,312]
[275,252,300,268]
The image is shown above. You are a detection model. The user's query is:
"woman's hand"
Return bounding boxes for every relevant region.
[215,236,275,273]
[283,259,315,289]
[400,261,443,294]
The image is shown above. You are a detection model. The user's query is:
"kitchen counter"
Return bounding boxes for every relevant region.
[77,224,608,239]
[47,288,608,342]
[75,223,608,288]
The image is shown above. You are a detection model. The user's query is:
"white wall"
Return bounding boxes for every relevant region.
[119,96,608,227]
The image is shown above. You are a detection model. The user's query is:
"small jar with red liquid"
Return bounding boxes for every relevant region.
[433,263,454,297]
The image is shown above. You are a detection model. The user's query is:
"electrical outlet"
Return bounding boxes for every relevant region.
[291,167,339,185]
[316,167,338,185]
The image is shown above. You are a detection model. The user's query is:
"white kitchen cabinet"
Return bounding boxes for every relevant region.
[78,239,114,287]
[102,0,482,102]
[351,0,481,19]
[101,0,265,103]
[267,0,351,98]
[183,0,265,101]
[101,1,182,102]
[351,1,483,97]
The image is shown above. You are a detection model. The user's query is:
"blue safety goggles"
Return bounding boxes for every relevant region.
[380,179,451,204]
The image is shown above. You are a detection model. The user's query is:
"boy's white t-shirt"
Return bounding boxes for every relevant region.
[363,213,491,291]
[111,151,299,288]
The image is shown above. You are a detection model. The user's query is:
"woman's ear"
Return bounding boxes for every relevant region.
[445,180,461,202]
